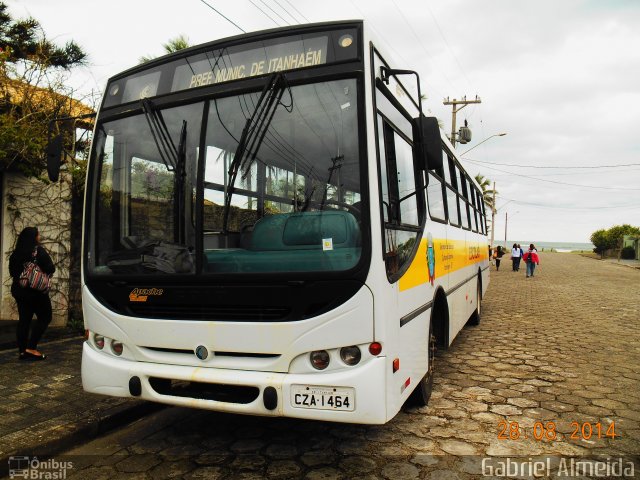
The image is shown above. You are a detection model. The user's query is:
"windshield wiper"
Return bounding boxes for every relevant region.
[141,98,189,244]
[141,98,178,172]
[222,72,290,232]
[174,120,187,244]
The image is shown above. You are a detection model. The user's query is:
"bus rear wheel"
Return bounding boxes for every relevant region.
[409,318,436,406]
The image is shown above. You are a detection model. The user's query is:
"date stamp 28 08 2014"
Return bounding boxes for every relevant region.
[497,420,619,442]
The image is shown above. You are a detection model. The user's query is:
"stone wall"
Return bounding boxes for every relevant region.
[1,172,72,326]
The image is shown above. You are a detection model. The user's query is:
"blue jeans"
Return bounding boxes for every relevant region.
[526,261,536,277]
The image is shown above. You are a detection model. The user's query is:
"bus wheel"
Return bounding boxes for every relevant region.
[409,318,436,406]
[469,279,482,326]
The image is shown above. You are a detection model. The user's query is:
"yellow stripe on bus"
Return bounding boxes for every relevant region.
[399,238,489,292]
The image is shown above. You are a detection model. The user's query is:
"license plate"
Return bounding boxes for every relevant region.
[291,385,355,411]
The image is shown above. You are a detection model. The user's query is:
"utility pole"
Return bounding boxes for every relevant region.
[490,181,496,247]
[504,211,508,249]
[443,95,481,148]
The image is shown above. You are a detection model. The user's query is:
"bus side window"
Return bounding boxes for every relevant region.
[443,153,459,226]
[477,190,487,234]
[426,171,447,222]
[376,115,422,279]
[457,166,472,229]
[469,182,479,232]
[379,118,420,226]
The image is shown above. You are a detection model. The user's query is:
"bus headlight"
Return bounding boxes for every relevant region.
[93,333,105,350]
[110,340,124,356]
[310,350,330,370]
[340,346,361,366]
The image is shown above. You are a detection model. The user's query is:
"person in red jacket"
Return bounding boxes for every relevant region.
[522,244,540,278]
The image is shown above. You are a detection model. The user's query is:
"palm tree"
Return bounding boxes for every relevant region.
[474,174,496,213]
[139,35,190,63]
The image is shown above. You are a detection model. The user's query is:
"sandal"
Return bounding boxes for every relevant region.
[20,351,47,361]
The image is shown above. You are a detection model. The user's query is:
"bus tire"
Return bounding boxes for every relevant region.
[469,277,482,326]
[408,317,436,406]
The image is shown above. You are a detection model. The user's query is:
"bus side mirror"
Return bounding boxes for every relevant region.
[413,116,442,171]
[47,134,63,182]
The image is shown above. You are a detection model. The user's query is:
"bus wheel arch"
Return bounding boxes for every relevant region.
[469,270,482,326]
[432,287,449,349]
[408,287,448,407]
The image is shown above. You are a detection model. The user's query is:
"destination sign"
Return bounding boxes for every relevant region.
[171,36,328,92]
[104,27,359,109]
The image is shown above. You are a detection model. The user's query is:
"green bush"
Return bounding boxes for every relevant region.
[591,224,640,255]
[621,246,636,260]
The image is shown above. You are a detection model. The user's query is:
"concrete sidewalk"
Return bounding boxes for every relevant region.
[604,258,640,269]
[0,331,160,465]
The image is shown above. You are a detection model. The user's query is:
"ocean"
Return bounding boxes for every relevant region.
[502,240,594,253]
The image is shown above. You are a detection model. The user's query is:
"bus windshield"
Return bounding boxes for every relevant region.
[89,78,363,276]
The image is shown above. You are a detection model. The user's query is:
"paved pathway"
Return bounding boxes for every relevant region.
[0,337,153,463]
[3,253,639,478]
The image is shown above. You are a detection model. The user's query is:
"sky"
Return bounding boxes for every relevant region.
[6,0,640,243]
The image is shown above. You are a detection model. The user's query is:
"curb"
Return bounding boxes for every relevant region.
[0,401,164,468]
[0,328,82,353]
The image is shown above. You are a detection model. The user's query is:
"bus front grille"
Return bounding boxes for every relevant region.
[148,377,260,404]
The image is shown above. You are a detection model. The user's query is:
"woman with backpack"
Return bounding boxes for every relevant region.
[9,227,55,360]
[522,243,540,278]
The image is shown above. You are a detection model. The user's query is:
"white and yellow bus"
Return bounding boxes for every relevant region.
[58,20,489,424]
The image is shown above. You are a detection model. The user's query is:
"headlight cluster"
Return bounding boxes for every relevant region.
[91,332,124,357]
[310,344,371,370]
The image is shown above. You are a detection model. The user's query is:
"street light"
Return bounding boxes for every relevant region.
[459,133,507,156]
[504,210,519,249]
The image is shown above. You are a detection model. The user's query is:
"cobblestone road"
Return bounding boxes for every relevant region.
[63,253,640,479]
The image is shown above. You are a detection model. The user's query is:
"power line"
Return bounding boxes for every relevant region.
[348,1,413,79]
[469,162,640,191]
[248,0,282,27]
[197,0,245,33]
[464,158,640,169]
[259,0,291,26]
[424,2,474,93]
[500,198,640,210]
[272,0,300,24]
[283,0,310,23]
[388,0,449,101]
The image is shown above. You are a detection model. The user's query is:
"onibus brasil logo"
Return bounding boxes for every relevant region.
[8,456,73,479]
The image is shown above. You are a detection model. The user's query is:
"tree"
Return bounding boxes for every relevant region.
[1,3,91,328]
[590,229,610,257]
[139,34,190,64]
[474,173,496,212]
[0,2,90,177]
[590,224,640,258]
[606,224,640,249]
[0,3,85,67]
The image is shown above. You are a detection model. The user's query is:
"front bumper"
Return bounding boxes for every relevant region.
[82,342,388,424]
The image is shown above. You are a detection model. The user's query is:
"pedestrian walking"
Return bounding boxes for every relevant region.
[9,227,55,360]
[511,243,522,271]
[522,243,540,278]
[518,244,524,269]
[494,245,505,271]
